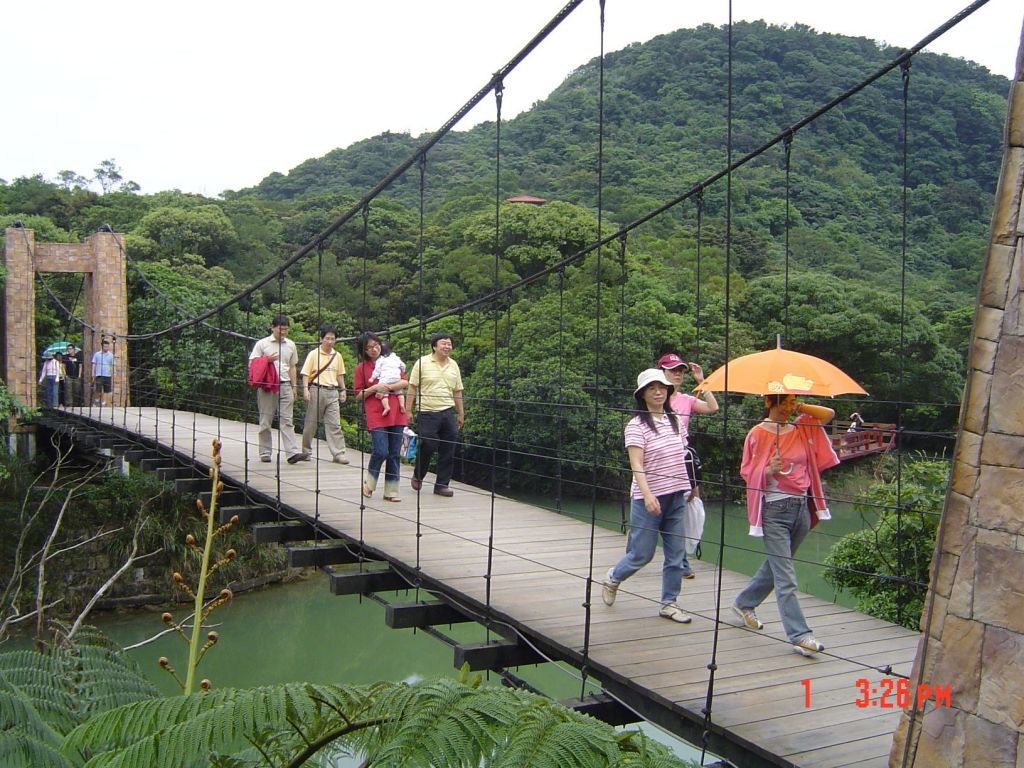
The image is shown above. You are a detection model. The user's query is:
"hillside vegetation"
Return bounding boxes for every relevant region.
[1,21,1007,491]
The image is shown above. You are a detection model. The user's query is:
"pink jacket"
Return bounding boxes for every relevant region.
[740,413,840,537]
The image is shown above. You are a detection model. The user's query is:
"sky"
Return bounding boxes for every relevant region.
[5,0,1021,197]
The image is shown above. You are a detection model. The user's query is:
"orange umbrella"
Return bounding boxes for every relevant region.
[694,342,867,397]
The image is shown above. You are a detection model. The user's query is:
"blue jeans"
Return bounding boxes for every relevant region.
[368,426,403,496]
[735,495,813,643]
[43,376,59,407]
[610,490,688,605]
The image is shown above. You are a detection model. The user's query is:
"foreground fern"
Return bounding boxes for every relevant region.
[62,670,696,768]
[0,626,159,768]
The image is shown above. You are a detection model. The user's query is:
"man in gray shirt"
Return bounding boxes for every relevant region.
[248,315,301,463]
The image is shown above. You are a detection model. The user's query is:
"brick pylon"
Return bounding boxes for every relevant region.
[3,227,130,409]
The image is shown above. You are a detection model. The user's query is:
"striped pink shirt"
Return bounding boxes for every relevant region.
[624,415,691,499]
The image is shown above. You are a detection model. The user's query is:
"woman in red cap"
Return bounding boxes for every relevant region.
[657,353,718,578]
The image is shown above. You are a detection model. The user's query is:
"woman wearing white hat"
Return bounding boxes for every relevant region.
[602,368,693,623]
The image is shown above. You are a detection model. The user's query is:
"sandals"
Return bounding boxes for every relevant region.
[361,482,373,498]
[382,494,402,503]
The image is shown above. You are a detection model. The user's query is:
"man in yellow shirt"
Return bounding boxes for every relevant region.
[405,332,464,497]
[299,325,349,464]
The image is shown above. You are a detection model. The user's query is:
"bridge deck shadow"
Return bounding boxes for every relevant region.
[59,407,921,768]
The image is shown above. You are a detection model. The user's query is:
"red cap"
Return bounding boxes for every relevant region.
[657,353,687,370]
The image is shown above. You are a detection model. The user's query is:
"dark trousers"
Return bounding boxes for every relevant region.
[414,408,457,489]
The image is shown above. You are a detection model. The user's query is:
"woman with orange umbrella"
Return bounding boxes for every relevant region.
[731,393,840,657]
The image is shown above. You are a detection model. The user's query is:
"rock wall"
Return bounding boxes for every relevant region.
[890,23,1024,768]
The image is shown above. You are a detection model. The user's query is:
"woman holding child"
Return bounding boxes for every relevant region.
[354,332,408,502]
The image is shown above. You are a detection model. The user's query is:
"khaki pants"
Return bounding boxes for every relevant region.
[302,386,347,460]
[256,383,300,459]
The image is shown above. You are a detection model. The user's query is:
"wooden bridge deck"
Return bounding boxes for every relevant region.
[56,407,920,768]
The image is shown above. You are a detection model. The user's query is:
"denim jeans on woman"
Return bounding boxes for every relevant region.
[609,490,688,605]
[734,495,813,643]
[367,425,404,497]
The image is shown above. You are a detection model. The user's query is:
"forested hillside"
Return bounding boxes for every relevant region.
[1,21,1009,491]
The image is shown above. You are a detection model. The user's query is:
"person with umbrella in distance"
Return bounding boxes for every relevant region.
[695,341,860,657]
[602,368,694,624]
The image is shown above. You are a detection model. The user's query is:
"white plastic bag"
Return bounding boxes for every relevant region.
[683,495,705,555]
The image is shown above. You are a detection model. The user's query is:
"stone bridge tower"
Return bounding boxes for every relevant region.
[889,23,1024,768]
[2,226,130,410]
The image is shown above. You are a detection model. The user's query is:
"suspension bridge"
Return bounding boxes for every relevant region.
[39,404,924,768]
[5,1,1022,766]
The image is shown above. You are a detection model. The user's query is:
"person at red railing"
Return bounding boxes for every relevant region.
[731,394,839,658]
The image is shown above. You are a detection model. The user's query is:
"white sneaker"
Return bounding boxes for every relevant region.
[793,637,825,657]
[658,602,692,624]
[731,604,764,631]
[601,570,620,606]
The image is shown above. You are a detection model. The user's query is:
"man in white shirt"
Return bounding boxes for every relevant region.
[248,315,301,463]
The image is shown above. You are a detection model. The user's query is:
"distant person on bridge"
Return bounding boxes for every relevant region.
[602,368,694,624]
[63,344,81,406]
[248,315,302,464]
[299,325,349,465]
[91,339,114,407]
[404,332,464,498]
[38,352,65,408]
[732,394,839,658]
[355,332,409,502]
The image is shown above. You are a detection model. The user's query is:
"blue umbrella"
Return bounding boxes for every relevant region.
[42,341,72,358]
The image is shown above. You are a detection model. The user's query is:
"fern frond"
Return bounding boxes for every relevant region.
[64,682,381,768]
[0,726,76,768]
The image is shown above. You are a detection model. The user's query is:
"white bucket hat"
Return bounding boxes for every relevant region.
[633,368,673,396]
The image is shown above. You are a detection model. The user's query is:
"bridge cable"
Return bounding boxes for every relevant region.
[700,4,734,762]
[695,188,704,357]
[617,233,628,532]
[413,151,427,591]
[313,242,324,545]
[895,58,911,633]
[783,130,794,345]
[580,0,607,699]
[485,78,505,635]
[555,266,566,514]
[116,0,587,342]
[356,207,371,564]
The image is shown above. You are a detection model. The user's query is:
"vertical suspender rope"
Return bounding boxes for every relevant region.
[580,0,606,697]
[190,327,198,465]
[357,209,370,556]
[617,233,628,532]
[413,152,427,586]
[700,4,733,761]
[274,271,286,517]
[243,297,252,496]
[695,188,704,358]
[171,329,179,456]
[313,243,324,543]
[895,58,911,628]
[504,302,513,490]
[555,267,566,514]
[783,131,794,346]
[485,79,504,619]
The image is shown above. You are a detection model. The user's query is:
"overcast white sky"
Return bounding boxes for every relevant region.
[5,0,1021,197]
